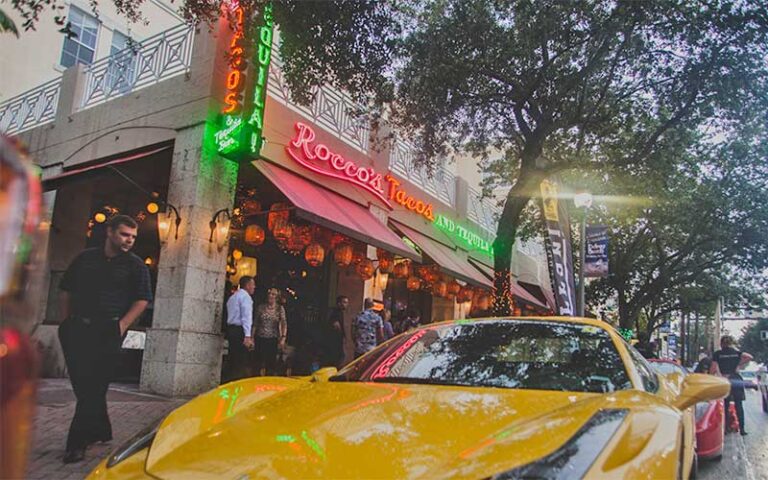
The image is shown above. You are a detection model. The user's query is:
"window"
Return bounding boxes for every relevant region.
[332,320,632,393]
[626,343,659,393]
[60,6,99,68]
[105,30,136,94]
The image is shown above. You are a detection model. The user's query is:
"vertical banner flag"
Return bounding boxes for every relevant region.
[584,225,609,278]
[540,179,577,316]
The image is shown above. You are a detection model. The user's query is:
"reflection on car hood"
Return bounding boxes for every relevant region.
[145,378,660,479]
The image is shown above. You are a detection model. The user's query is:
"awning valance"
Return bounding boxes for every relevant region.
[253,161,420,261]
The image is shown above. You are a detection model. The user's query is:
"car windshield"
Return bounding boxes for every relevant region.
[649,361,686,376]
[331,320,632,393]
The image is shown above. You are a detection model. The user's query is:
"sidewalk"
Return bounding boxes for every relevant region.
[25,379,186,480]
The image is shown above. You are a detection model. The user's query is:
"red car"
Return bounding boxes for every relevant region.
[649,359,724,460]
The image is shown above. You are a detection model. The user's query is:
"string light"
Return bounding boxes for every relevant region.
[492,270,515,316]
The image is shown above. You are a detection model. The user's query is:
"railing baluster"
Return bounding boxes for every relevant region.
[0,77,61,136]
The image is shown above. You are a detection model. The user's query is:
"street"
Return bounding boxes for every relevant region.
[699,391,768,480]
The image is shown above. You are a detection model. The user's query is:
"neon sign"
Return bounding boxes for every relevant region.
[286,122,391,208]
[385,175,435,221]
[214,2,274,161]
[370,328,428,379]
[434,215,492,255]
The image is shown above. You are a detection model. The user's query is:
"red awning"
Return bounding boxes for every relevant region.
[254,161,420,261]
[467,258,549,310]
[42,145,172,190]
[392,221,492,289]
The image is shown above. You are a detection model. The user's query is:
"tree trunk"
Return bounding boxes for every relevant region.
[492,171,544,316]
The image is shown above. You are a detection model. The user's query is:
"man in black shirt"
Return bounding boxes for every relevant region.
[322,295,349,368]
[58,215,152,463]
[711,335,754,435]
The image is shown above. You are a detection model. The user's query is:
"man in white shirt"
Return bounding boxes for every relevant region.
[225,276,255,380]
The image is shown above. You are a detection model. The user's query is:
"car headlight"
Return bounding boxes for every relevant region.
[492,409,628,480]
[107,417,163,468]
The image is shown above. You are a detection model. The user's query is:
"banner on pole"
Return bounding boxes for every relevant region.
[540,179,577,316]
[584,225,609,278]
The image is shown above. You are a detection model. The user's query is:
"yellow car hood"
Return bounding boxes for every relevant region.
[144,377,647,479]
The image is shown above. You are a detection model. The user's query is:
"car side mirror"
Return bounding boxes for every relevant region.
[674,373,730,411]
[311,367,338,383]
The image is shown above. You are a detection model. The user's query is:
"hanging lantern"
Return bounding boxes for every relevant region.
[305,243,325,267]
[352,249,365,265]
[241,199,262,216]
[406,276,421,291]
[334,243,353,267]
[356,258,375,280]
[378,255,394,274]
[273,220,294,243]
[447,280,461,297]
[433,280,448,298]
[376,248,390,260]
[458,285,474,303]
[296,225,313,246]
[393,260,411,279]
[268,203,291,231]
[244,224,265,246]
[284,232,305,254]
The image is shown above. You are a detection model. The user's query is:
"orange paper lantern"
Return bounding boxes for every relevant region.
[268,203,291,231]
[447,280,461,297]
[476,293,491,311]
[273,220,294,243]
[305,243,325,267]
[406,276,421,291]
[356,258,375,280]
[334,244,353,267]
[244,224,265,246]
[378,256,394,274]
[458,285,474,303]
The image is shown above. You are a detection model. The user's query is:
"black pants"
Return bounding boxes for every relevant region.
[255,337,278,375]
[226,325,249,381]
[58,316,121,451]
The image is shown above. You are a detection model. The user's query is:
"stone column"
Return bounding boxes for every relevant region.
[140,123,238,396]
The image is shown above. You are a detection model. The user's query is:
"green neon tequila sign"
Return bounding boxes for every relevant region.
[214,2,274,161]
[434,215,493,256]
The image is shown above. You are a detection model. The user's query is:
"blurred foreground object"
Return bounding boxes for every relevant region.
[0,135,44,478]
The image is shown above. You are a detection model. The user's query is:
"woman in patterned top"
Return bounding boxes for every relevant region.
[253,288,287,375]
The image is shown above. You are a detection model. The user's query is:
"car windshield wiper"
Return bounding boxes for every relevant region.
[368,376,471,387]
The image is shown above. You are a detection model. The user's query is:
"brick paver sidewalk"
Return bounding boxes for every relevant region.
[25,379,185,480]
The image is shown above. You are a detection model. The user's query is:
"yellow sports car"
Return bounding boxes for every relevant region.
[87,317,729,479]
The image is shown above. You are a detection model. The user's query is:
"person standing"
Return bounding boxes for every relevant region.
[225,276,255,381]
[57,215,152,463]
[711,335,754,435]
[399,308,421,333]
[382,309,395,341]
[324,295,349,368]
[253,288,287,375]
[352,298,384,358]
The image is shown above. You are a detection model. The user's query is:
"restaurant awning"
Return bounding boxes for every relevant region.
[392,221,492,289]
[467,258,550,310]
[42,145,172,190]
[253,161,421,261]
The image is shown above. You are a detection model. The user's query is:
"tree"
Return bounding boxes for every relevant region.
[741,319,768,366]
[9,1,768,316]
[584,122,768,333]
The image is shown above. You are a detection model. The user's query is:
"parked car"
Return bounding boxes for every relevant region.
[649,359,725,461]
[87,317,729,479]
[740,370,758,390]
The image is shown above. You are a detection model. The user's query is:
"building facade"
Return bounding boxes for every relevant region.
[1,4,553,396]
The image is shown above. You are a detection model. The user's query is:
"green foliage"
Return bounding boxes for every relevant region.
[0,8,19,36]
[740,319,768,366]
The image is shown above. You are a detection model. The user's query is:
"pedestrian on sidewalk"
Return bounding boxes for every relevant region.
[253,287,287,376]
[352,298,384,358]
[225,275,255,381]
[710,335,754,436]
[57,215,152,463]
[322,295,348,368]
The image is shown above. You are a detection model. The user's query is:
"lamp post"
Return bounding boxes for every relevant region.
[573,192,593,317]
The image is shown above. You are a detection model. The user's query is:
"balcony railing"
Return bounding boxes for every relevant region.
[389,138,457,207]
[80,24,195,110]
[268,48,370,154]
[467,187,499,235]
[0,77,61,135]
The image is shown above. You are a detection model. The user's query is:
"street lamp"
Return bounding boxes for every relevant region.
[574,192,593,317]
